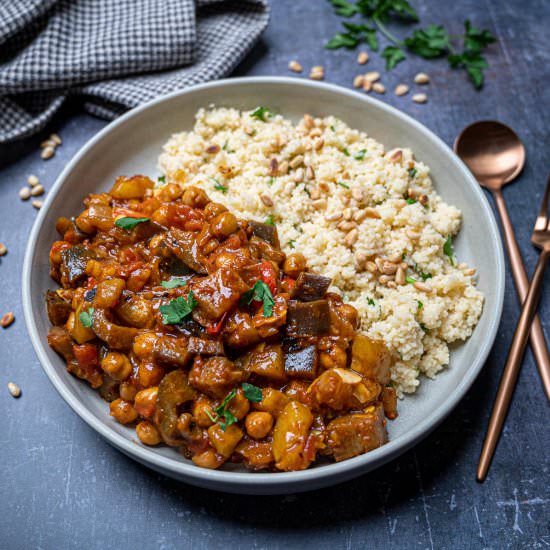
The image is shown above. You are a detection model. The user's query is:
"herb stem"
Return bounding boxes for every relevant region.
[373,17,404,47]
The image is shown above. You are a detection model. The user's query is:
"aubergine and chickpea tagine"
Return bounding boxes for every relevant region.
[46,175,397,472]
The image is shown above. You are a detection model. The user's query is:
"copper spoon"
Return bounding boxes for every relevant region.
[477,174,550,481]
[454,121,550,401]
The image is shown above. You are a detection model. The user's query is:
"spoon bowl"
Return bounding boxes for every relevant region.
[454,121,525,190]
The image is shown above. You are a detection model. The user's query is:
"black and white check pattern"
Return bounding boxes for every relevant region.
[0,0,269,143]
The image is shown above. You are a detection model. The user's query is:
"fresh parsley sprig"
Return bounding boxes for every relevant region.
[115,217,150,230]
[159,292,197,324]
[207,383,263,431]
[240,280,275,317]
[250,106,274,122]
[160,278,188,289]
[443,235,457,265]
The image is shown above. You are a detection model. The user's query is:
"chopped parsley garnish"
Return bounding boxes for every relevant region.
[342,147,350,156]
[160,292,197,324]
[330,124,336,132]
[240,280,275,317]
[382,45,406,70]
[405,275,416,284]
[242,383,263,403]
[419,271,432,281]
[157,175,166,183]
[265,214,275,226]
[288,239,296,249]
[222,140,235,153]
[160,278,188,289]
[417,300,424,310]
[419,322,429,333]
[209,176,227,194]
[206,389,238,431]
[354,149,366,160]
[408,167,417,178]
[79,308,94,328]
[250,106,273,122]
[337,181,350,189]
[115,217,150,230]
[268,176,275,186]
[367,297,376,306]
[443,235,456,265]
[406,197,417,204]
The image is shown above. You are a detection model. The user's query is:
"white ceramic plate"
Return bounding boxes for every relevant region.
[23,77,505,494]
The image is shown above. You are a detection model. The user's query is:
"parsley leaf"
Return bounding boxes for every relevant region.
[354,149,366,160]
[382,46,406,70]
[419,322,429,333]
[158,175,166,183]
[160,278,188,289]
[419,271,432,281]
[209,389,238,432]
[448,50,488,88]
[405,275,416,284]
[250,106,273,122]
[209,176,228,194]
[408,167,417,178]
[288,239,296,249]
[242,383,263,403]
[342,147,350,156]
[406,197,417,204]
[240,280,275,317]
[443,235,456,265]
[329,0,360,17]
[367,297,376,306]
[115,217,150,230]
[404,24,449,58]
[160,292,197,324]
[79,308,94,328]
[417,300,423,310]
[326,22,378,51]
[326,32,360,49]
[337,181,350,189]
[463,20,496,52]
[265,214,275,226]
[364,0,418,22]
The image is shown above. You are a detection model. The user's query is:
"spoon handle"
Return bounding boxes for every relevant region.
[478,249,549,481]
[493,189,550,400]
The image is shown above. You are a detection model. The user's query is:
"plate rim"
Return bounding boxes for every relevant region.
[22,76,505,492]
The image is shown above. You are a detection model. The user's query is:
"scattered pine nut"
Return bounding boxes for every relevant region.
[27,174,39,186]
[30,184,44,196]
[8,382,21,398]
[463,268,477,276]
[260,194,273,207]
[395,267,406,285]
[19,187,31,200]
[372,83,386,94]
[303,114,315,129]
[357,51,369,65]
[363,207,381,219]
[205,144,220,154]
[32,200,43,209]
[309,66,324,80]
[389,150,403,163]
[362,79,372,92]
[365,71,380,83]
[412,93,428,104]
[50,133,62,145]
[41,146,55,160]
[1,311,15,328]
[344,228,359,247]
[325,212,342,222]
[353,75,365,88]
[288,60,303,73]
[0,242,7,256]
[40,139,56,149]
[395,84,409,96]
[407,229,421,240]
[365,261,378,273]
[413,281,433,293]
[414,72,430,84]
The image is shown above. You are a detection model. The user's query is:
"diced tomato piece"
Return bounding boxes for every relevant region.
[73,343,99,369]
[206,312,228,335]
[259,260,277,295]
[86,277,97,290]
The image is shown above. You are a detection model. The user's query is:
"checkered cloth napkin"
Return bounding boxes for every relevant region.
[0,0,269,143]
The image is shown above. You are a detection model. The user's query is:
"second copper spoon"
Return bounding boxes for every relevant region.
[455,120,550,401]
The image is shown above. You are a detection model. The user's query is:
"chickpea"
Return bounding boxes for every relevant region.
[132,332,157,360]
[245,412,273,439]
[109,398,138,424]
[137,362,164,388]
[181,186,209,208]
[192,449,225,469]
[193,397,215,427]
[204,202,227,220]
[283,252,307,278]
[134,387,158,418]
[156,183,183,202]
[101,352,133,381]
[214,251,236,270]
[227,389,250,420]
[119,381,138,402]
[136,421,161,445]
[210,212,238,238]
[339,304,359,328]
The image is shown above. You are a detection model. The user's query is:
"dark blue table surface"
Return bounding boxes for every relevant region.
[1,1,549,548]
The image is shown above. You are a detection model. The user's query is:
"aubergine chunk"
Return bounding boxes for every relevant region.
[153,335,194,368]
[286,300,330,337]
[91,308,138,350]
[192,268,249,321]
[248,220,280,249]
[165,228,208,275]
[284,345,318,380]
[155,370,196,446]
[59,245,94,286]
[188,356,244,398]
[240,342,286,382]
[46,290,72,326]
[188,337,225,356]
[47,326,75,361]
[249,236,285,265]
[326,404,387,462]
[290,272,331,302]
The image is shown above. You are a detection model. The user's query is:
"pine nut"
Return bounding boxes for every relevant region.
[419,194,429,205]
[379,274,393,284]
[309,128,322,138]
[290,155,304,169]
[352,188,364,201]
[353,75,365,88]
[303,114,315,130]
[354,251,367,265]
[30,184,44,196]
[305,165,315,180]
[309,66,324,80]
[353,210,367,222]
[412,93,428,104]
[414,72,430,84]
[387,281,397,288]
[309,187,321,200]
[366,261,378,273]
[344,229,358,247]
[365,71,380,82]
[27,174,39,186]
[314,138,324,151]
[343,208,352,220]
[41,146,55,160]
[381,261,398,275]
[269,157,279,175]
[374,258,385,271]
[413,281,433,293]
[19,187,31,200]
[293,168,304,182]
[372,83,385,94]
[463,268,477,276]
[357,51,369,65]
[288,60,303,73]
[244,125,254,135]
[8,382,21,398]
[41,139,56,148]
[388,252,403,263]
[278,160,289,175]
[325,212,342,222]
[395,84,409,96]
[32,200,43,209]
[260,194,273,207]
[407,229,420,240]
[1,311,14,328]
[50,133,62,145]
[206,144,220,154]
[390,150,403,163]
[337,221,357,231]
[362,80,372,92]
[457,262,468,270]
[364,207,381,219]
[312,199,327,209]
[395,267,406,285]
[0,243,7,256]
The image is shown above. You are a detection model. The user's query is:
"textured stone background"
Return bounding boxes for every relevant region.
[1,1,549,548]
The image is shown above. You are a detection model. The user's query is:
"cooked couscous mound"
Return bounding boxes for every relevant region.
[158,107,484,395]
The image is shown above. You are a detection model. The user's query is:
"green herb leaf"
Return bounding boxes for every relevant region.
[417,300,423,310]
[405,275,416,284]
[242,382,263,403]
[240,280,275,317]
[160,292,197,324]
[404,24,450,58]
[420,271,432,281]
[265,214,275,226]
[443,235,456,265]
[329,0,360,17]
[79,308,94,328]
[211,389,238,432]
[337,181,350,189]
[419,322,429,333]
[366,0,418,22]
[448,50,489,88]
[463,20,496,53]
[268,176,275,186]
[326,32,360,49]
[342,22,379,51]
[408,167,417,178]
[115,217,150,230]
[160,278,188,289]
[406,197,417,204]
[158,175,166,183]
[288,239,296,249]
[367,297,376,306]
[354,149,366,160]
[382,46,406,70]
[250,106,274,122]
